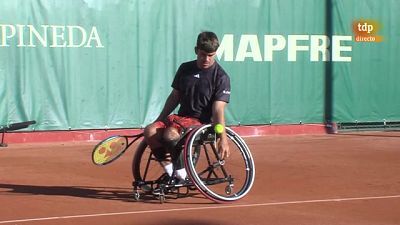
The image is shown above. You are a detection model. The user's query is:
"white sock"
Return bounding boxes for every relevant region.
[176,168,187,181]
[163,163,174,177]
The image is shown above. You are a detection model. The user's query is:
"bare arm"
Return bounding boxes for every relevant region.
[212,100,230,158]
[156,89,180,121]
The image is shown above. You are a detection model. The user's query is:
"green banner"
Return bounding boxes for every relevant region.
[0,0,399,131]
[331,0,400,123]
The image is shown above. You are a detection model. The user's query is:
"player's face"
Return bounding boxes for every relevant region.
[196,48,216,69]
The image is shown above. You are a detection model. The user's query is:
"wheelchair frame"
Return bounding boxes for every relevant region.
[131,124,255,203]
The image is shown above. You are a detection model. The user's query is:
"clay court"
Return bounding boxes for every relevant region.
[1,131,399,225]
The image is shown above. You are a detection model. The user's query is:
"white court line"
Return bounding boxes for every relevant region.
[1,195,400,224]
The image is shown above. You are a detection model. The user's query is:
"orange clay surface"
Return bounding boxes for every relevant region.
[1,132,400,225]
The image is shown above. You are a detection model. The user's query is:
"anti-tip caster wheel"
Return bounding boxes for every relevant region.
[159,194,166,204]
[225,185,233,195]
[133,191,140,201]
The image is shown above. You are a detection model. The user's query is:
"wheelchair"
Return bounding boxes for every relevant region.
[131,124,255,203]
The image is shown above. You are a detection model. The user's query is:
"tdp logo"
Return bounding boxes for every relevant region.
[352,19,382,42]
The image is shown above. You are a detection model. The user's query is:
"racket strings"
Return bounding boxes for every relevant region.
[93,137,127,164]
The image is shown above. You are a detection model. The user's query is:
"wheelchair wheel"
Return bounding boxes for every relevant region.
[132,141,164,195]
[183,124,255,203]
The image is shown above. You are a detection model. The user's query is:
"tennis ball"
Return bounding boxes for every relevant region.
[214,123,224,134]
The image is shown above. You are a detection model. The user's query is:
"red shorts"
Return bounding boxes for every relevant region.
[154,114,203,134]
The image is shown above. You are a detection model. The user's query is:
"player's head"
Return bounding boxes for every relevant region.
[195,31,219,69]
[195,31,220,53]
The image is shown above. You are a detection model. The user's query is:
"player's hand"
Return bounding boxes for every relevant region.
[217,136,230,159]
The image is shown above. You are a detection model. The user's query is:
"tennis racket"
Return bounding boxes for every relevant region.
[92,133,144,166]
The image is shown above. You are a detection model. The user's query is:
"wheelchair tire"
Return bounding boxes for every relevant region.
[183,124,255,203]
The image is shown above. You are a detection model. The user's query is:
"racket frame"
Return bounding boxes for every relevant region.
[92,133,144,166]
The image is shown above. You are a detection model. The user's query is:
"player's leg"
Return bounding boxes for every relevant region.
[143,122,168,161]
[163,115,203,181]
[162,126,181,178]
[143,117,186,180]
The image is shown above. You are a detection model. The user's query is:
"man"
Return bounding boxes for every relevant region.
[144,31,231,181]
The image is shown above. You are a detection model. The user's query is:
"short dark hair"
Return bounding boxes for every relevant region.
[196,31,220,53]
